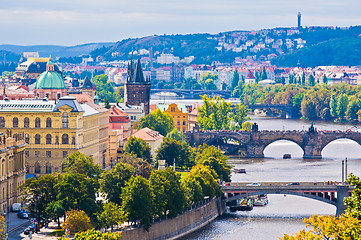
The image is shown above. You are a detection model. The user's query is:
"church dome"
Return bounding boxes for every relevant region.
[35,71,66,89]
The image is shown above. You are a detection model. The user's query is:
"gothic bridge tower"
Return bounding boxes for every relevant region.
[124,57,151,115]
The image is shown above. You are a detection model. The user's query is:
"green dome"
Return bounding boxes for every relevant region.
[35,71,66,89]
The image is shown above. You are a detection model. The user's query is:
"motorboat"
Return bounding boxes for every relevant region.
[253,194,268,206]
[230,198,254,212]
[233,168,246,174]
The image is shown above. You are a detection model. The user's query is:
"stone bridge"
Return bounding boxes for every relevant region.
[248,104,295,118]
[221,182,353,216]
[150,89,232,99]
[185,127,361,158]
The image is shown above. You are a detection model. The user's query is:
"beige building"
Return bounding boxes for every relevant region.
[130,127,164,156]
[0,131,26,213]
[0,96,109,176]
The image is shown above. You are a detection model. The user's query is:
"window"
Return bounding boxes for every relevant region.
[63,151,68,158]
[46,118,52,128]
[35,117,41,128]
[34,163,41,174]
[25,151,29,158]
[54,167,58,173]
[35,134,41,144]
[13,117,18,128]
[171,107,175,112]
[24,117,29,128]
[72,137,75,145]
[0,117,4,127]
[57,93,61,100]
[177,121,180,125]
[183,121,186,125]
[45,163,52,174]
[46,151,51,158]
[26,165,29,174]
[46,134,52,144]
[55,136,59,144]
[62,134,69,144]
[25,134,29,144]
[62,112,69,128]
[35,151,40,158]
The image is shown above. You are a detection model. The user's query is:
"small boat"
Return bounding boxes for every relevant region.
[283,154,291,159]
[253,194,268,206]
[230,198,254,212]
[234,168,246,174]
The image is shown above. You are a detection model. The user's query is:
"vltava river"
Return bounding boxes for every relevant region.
[181,116,361,240]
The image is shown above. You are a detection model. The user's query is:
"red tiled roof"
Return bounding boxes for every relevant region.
[131,127,164,141]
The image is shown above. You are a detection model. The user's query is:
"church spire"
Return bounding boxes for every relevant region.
[134,59,145,83]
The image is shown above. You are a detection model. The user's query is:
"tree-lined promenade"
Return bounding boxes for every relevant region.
[11,134,231,239]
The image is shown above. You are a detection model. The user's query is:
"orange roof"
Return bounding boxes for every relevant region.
[131,127,164,141]
[70,94,94,104]
[149,104,157,113]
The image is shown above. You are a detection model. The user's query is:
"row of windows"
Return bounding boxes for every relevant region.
[24,134,74,145]
[177,121,186,125]
[0,113,69,128]
[25,150,68,159]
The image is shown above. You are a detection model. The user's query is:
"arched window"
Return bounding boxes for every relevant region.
[0,117,4,128]
[46,134,52,144]
[62,134,69,144]
[24,117,29,128]
[13,117,19,128]
[183,121,186,125]
[35,117,41,128]
[45,163,52,174]
[46,117,52,128]
[25,134,30,144]
[35,134,41,144]
[177,121,180,125]
[34,162,41,174]
[62,112,69,128]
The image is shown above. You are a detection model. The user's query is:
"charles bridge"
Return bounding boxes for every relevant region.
[185,124,361,158]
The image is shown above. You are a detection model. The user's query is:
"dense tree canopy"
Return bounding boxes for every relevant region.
[138,109,175,136]
[92,74,118,102]
[124,136,152,163]
[156,137,195,168]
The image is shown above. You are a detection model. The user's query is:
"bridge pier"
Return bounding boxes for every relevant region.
[336,185,349,216]
[303,144,322,159]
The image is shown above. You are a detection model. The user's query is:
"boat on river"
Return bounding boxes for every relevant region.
[233,168,246,174]
[253,194,268,206]
[283,154,291,159]
[230,198,254,212]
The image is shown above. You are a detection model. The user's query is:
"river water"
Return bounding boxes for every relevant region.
[180,116,361,240]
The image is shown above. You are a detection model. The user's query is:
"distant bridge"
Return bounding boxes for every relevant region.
[150,89,232,99]
[248,104,295,118]
[185,128,361,158]
[221,182,354,216]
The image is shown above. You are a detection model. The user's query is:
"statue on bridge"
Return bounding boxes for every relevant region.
[308,123,317,133]
[252,122,259,132]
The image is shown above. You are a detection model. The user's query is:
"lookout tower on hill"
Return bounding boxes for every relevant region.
[124,56,151,115]
[298,12,302,29]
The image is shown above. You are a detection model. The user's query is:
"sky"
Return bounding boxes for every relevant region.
[1,0,361,46]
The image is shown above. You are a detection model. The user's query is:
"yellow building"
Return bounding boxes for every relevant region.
[0,131,26,213]
[0,96,109,176]
[158,103,189,132]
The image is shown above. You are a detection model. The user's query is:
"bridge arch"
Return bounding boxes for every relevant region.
[263,139,304,158]
[321,136,361,154]
[321,137,361,158]
[225,190,337,206]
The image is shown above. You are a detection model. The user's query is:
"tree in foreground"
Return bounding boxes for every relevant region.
[63,152,103,178]
[281,214,361,240]
[166,128,186,142]
[120,153,152,179]
[75,229,123,240]
[149,168,186,218]
[0,215,5,240]
[98,202,125,231]
[156,137,195,168]
[195,144,231,182]
[124,136,152,163]
[344,173,361,220]
[137,109,174,136]
[100,162,134,205]
[121,176,153,230]
[183,165,221,204]
[62,210,92,234]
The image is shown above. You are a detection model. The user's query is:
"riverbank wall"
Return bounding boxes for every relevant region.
[122,197,226,240]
